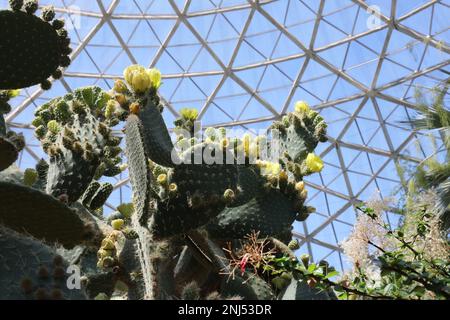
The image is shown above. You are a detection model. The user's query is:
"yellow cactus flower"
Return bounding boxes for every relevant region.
[257,160,281,176]
[7,89,21,98]
[179,108,198,121]
[305,153,324,173]
[123,64,152,93]
[266,162,281,175]
[111,219,124,230]
[294,100,310,114]
[146,68,161,89]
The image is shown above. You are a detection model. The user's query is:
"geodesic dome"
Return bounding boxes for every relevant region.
[2,0,449,272]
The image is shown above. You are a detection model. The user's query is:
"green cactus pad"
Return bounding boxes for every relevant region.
[0,135,19,171]
[270,110,327,165]
[232,165,265,205]
[0,5,71,89]
[125,114,151,223]
[280,279,335,300]
[35,87,119,202]
[46,149,99,203]
[0,226,87,300]
[0,114,6,135]
[150,197,227,239]
[174,143,238,195]
[0,181,87,248]
[81,181,101,206]
[207,188,296,241]
[148,144,239,238]
[221,274,275,300]
[88,182,113,210]
[138,98,177,167]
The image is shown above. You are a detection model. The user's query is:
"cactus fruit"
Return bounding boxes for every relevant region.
[0,1,71,89]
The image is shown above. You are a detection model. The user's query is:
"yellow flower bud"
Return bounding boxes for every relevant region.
[115,94,127,107]
[7,89,21,98]
[295,181,304,191]
[168,183,178,193]
[129,102,141,115]
[146,68,161,89]
[101,239,115,250]
[221,138,229,149]
[305,153,324,173]
[294,100,310,113]
[47,120,60,134]
[111,219,124,230]
[113,79,128,93]
[223,189,235,204]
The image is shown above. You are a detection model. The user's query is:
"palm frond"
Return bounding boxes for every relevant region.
[435,178,450,231]
[401,78,450,131]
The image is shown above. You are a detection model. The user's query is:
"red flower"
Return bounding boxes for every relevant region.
[239,254,250,275]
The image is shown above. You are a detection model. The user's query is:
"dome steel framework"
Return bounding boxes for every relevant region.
[2,0,449,271]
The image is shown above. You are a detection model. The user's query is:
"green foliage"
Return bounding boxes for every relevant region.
[403,80,450,229]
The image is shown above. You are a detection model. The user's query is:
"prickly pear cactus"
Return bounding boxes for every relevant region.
[33,86,122,203]
[104,65,330,300]
[0,0,71,90]
[0,61,331,300]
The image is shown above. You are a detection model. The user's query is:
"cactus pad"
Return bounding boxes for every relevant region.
[34,87,120,202]
[0,136,19,171]
[138,97,177,167]
[125,114,151,223]
[0,2,71,89]
[207,188,296,241]
[280,279,335,300]
[0,227,87,300]
[221,274,275,300]
[0,181,87,247]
